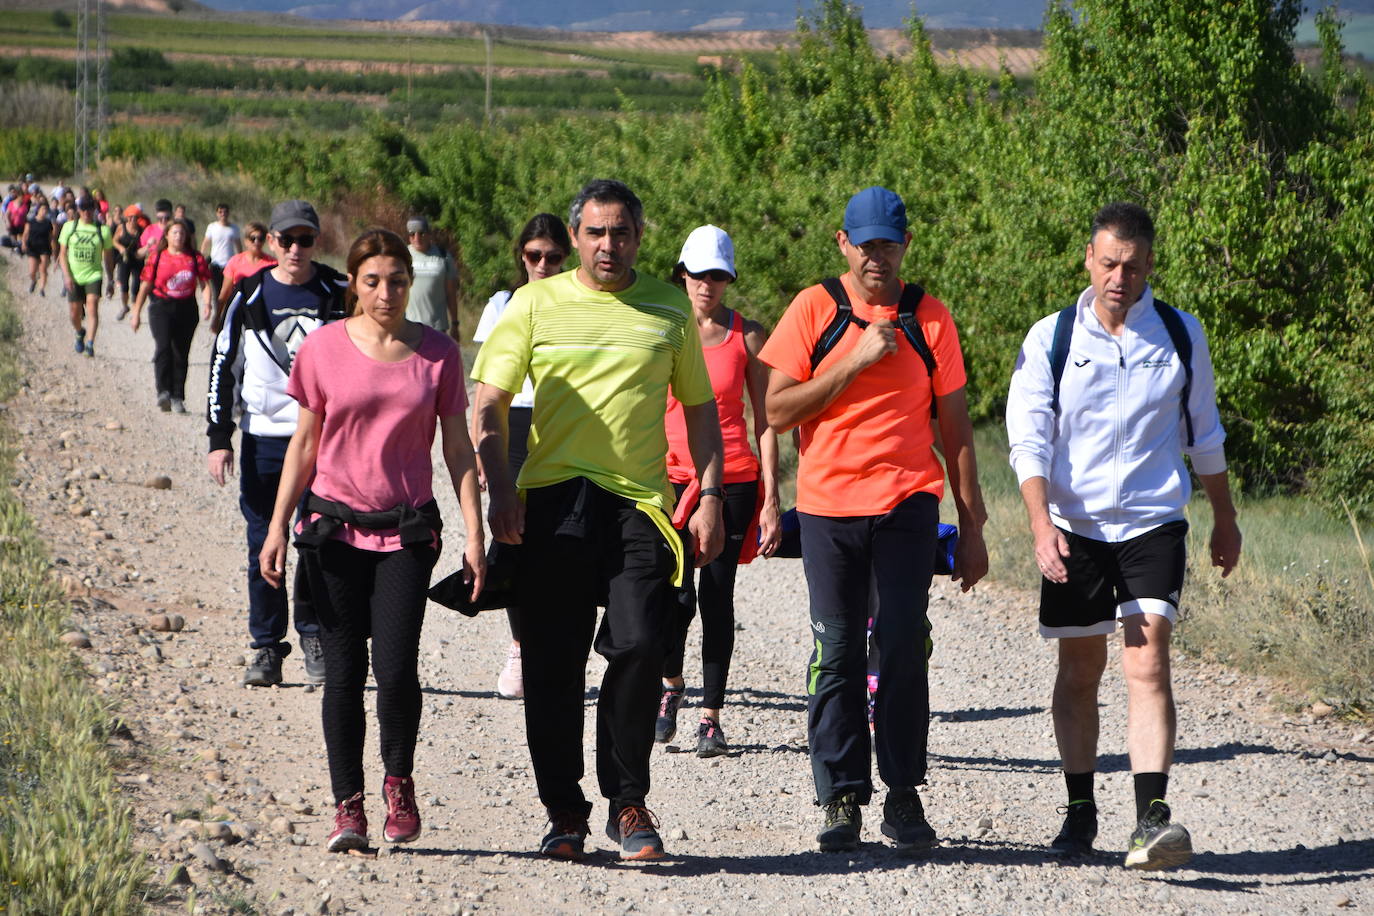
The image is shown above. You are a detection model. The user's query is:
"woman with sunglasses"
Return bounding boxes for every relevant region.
[260,228,486,852]
[130,217,211,412]
[471,212,571,700]
[212,221,276,333]
[655,224,781,758]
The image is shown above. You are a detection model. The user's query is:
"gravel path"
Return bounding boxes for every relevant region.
[4,254,1371,915]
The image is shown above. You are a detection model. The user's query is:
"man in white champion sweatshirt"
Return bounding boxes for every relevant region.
[1006,201,1242,872]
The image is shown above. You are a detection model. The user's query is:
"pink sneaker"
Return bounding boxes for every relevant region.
[326,792,368,852]
[382,775,421,843]
[496,643,523,699]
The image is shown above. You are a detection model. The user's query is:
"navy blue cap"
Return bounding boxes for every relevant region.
[843,186,907,246]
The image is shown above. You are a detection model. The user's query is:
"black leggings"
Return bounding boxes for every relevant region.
[147,295,198,399]
[504,406,532,642]
[304,539,437,803]
[663,479,758,710]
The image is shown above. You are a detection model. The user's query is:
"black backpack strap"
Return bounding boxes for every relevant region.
[1048,304,1077,415]
[895,282,934,377]
[1153,299,1195,447]
[810,277,857,372]
[895,282,938,418]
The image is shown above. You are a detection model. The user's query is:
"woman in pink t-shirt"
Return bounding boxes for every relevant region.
[260,228,486,854]
[129,218,211,413]
[211,220,276,333]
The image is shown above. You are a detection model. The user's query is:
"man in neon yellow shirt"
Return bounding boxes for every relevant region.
[57,196,113,357]
[473,179,724,863]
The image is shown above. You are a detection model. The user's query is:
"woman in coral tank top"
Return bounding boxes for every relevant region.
[656,225,781,758]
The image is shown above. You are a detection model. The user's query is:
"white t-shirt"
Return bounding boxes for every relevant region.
[473,289,534,408]
[204,221,240,267]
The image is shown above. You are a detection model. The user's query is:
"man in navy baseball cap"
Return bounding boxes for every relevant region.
[842,185,908,246]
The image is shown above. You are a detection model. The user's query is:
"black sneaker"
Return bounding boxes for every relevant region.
[654,688,684,744]
[1050,801,1098,857]
[242,646,282,687]
[817,793,861,851]
[540,809,590,860]
[1125,800,1192,870]
[695,717,728,758]
[300,635,326,684]
[880,786,937,850]
[606,804,665,861]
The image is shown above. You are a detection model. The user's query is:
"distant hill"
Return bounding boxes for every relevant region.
[193,0,1049,31]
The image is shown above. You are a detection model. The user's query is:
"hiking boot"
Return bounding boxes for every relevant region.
[157,391,171,412]
[171,398,187,414]
[74,332,85,354]
[496,643,523,699]
[1125,800,1192,871]
[881,786,937,850]
[606,804,665,861]
[242,646,282,687]
[1050,801,1098,857]
[300,634,326,684]
[27,280,35,293]
[326,792,368,852]
[84,341,94,358]
[654,687,684,743]
[695,717,728,758]
[382,775,421,843]
[539,809,590,860]
[117,303,129,320]
[817,793,861,851]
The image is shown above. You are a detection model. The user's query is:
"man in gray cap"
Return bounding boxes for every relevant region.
[405,216,459,340]
[206,199,348,687]
[759,185,988,853]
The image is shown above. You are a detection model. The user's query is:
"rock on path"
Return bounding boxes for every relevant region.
[4,255,1371,914]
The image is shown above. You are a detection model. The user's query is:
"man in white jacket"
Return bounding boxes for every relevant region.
[1006,202,1241,871]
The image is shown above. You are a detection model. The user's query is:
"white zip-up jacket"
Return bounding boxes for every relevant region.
[1006,285,1227,543]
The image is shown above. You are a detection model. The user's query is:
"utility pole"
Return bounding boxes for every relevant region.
[96,0,108,158]
[484,29,492,127]
[73,0,108,174]
[75,0,90,175]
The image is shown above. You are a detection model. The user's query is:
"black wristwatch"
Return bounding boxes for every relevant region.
[699,487,724,499]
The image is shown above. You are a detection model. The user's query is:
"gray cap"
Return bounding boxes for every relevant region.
[406,216,430,234]
[270,200,320,234]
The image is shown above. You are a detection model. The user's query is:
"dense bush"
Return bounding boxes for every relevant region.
[3,0,1370,512]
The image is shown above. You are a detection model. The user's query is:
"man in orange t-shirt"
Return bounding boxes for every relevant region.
[759,186,989,853]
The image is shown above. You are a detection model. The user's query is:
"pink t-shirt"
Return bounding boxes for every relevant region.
[287,320,469,551]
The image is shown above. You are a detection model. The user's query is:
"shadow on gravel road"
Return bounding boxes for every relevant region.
[1162,839,1374,885]
[933,740,1292,774]
[933,705,1044,722]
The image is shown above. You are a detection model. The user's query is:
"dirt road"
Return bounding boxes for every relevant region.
[4,254,1370,915]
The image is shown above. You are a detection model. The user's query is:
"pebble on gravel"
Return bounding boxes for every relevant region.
[145,475,173,490]
[188,842,229,873]
[60,631,92,648]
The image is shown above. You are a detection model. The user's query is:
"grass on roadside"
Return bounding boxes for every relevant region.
[0,282,148,914]
[970,425,1374,713]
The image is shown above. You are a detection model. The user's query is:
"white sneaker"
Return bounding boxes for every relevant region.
[496,643,523,699]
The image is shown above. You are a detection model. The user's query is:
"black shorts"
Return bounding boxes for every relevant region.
[27,244,50,258]
[67,279,102,303]
[1038,520,1187,638]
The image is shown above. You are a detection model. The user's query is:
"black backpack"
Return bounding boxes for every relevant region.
[810,277,938,416]
[1048,299,1195,446]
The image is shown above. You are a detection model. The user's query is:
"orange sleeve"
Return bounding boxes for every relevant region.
[922,296,968,397]
[757,285,826,383]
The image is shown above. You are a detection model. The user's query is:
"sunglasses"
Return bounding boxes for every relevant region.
[523,248,565,265]
[276,232,316,249]
[686,269,733,283]
[247,234,264,242]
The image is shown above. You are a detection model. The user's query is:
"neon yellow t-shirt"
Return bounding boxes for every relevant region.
[473,269,713,513]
